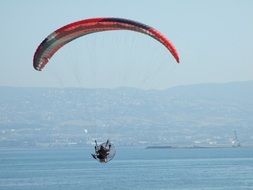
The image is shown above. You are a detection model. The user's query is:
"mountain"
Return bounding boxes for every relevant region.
[0,81,252,148]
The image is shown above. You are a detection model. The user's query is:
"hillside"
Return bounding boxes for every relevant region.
[0,81,252,147]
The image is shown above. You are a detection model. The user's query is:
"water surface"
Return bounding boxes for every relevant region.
[0,147,253,190]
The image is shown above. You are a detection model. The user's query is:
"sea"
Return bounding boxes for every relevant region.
[0,147,253,190]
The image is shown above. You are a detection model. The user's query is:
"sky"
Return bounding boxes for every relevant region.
[1,0,253,89]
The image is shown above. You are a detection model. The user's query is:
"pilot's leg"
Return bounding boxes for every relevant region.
[91,154,97,160]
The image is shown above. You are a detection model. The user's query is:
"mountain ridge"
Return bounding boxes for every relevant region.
[0,81,252,147]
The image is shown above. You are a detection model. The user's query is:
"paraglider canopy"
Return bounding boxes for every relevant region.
[33,17,180,71]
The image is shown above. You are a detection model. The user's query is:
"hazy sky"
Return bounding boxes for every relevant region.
[1,0,253,89]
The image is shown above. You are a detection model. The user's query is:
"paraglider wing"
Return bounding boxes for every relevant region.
[33,17,180,71]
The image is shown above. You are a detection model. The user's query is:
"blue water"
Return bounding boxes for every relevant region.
[1,147,253,190]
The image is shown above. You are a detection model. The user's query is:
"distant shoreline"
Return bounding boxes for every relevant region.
[146,145,242,149]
